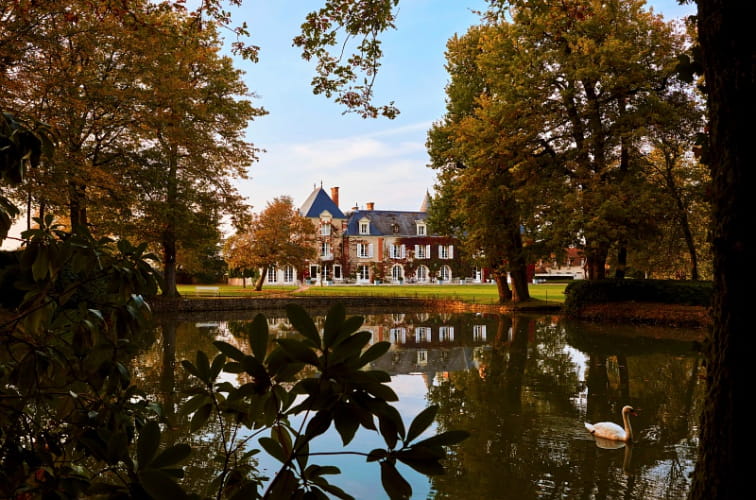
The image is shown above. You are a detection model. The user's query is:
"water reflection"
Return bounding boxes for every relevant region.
[138,308,703,499]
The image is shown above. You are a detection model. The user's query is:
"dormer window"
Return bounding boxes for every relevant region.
[321,223,331,236]
[359,217,371,235]
[416,222,426,236]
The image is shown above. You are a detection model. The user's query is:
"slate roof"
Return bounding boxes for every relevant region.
[344,210,428,237]
[299,187,346,219]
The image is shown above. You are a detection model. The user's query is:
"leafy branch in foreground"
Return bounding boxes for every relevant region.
[182,303,469,499]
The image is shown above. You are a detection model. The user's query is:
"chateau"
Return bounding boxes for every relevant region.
[293,185,465,285]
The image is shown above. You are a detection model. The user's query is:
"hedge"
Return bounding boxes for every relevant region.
[563,279,713,315]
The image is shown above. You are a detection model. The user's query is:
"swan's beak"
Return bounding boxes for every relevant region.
[631,408,640,416]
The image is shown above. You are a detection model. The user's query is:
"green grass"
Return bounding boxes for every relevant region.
[176,282,567,305]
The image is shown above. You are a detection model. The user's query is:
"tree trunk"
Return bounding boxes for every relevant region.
[161,147,179,298]
[615,243,628,280]
[493,269,512,304]
[585,242,609,280]
[690,1,754,498]
[254,272,266,291]
[506,226,531,302]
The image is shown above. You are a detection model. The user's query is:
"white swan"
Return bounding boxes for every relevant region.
[584,405,638,442]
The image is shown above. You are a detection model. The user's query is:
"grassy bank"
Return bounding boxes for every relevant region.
[176,282,568,305]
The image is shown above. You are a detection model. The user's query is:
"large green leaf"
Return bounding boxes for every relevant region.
[322,303,346,348]
[405,405,438,444]
[286,303,321,347]
[138,469,188,500]
[151,443,192,469]
[380,461,412,500]
[249,313,270,360]
[137,421,161,470]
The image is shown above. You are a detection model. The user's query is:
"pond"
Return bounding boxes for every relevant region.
[137,306,704,499]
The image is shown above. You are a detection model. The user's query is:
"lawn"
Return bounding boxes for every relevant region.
[176,282,568,305]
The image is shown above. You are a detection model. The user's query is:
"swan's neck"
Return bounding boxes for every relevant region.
[622,411,633,442]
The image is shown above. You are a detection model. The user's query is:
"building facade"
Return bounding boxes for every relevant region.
[298,186,466,285]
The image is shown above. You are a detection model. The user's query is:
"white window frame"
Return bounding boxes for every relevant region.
[439,326,455,342]
[390,327,407,344]
[439,245,454,259]
[283,265,295,283]
[391,265,404,281]
[357,242,373,258]
[357,264,370,281]
[473,324,487,341]
[267,266,277,283]
[439,265,451,281]
[415,244,430,259]
[416,223,426,236]
[321,241,331,258]
[321,223,331,236]
[416,265,429,282]
[415,327,432,343]
[390,243,405,259]
[333,264,342,279]
[359,218,371,235]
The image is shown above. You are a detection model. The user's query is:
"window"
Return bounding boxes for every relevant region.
[439,265,451,281]
[473,324,487,341]
[392,223,400,233]
[390,327,407,344]
[283,265,295,283]
[309,265,319,278]
[359,218,370,235]
[439,245,454,259]
[417,350,428,365]
[267,266,277,283]
[357,265,370,281]
[320,241,331,258]
[415,244,430,259]
[321,223,331,236]
[415,327,432,343]
[416,265,429,282]
[390,244,405,259]
[439,326,455,342]
[357,243,373,258]
[333,265,342,279]
[391,265,403,281]
[416,222,426,235]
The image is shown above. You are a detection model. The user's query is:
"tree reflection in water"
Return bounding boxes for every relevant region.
[138,309,703,499]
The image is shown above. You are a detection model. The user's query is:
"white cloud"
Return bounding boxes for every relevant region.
[238,123,436,213]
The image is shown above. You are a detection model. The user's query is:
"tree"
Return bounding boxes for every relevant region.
[689,1,755,498]
[225,196,317,291]
[92,8,263,297]
[469,0,694,281]
[427,25,531,304]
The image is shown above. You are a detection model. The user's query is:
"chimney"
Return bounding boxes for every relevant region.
[366,202,375,211]
[330,186,340,208]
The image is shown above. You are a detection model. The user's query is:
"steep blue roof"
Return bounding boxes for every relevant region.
[299,187,346,219]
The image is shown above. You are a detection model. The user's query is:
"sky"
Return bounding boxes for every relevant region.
[227,0,697,214]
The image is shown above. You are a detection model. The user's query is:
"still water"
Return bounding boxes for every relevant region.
[138,307,704,499]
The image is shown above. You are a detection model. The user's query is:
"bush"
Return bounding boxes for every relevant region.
[563,279,714,315]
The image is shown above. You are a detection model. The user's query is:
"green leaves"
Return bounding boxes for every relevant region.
[175,303,469,500]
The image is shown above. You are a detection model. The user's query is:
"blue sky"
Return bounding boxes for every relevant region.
[229,0,697,214]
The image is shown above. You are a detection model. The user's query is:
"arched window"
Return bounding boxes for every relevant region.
[416,265,429,282]
[439,265,452,281]
[391,264,404,281]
